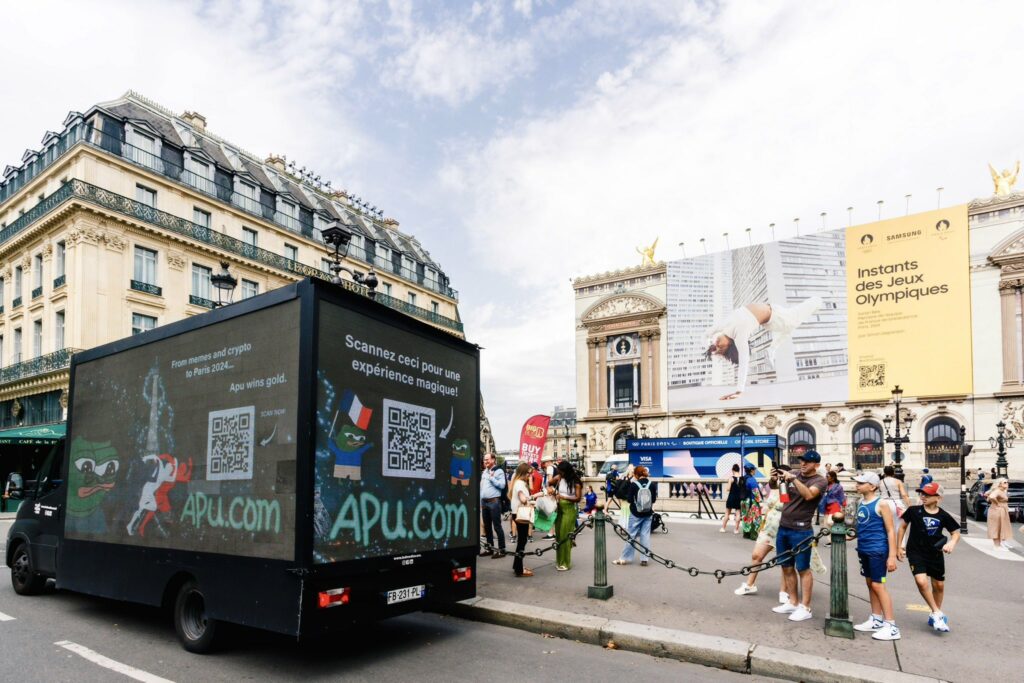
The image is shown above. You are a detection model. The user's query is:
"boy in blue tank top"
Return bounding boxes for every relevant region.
[852,472,900,641]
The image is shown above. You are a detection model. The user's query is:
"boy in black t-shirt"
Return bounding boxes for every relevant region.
[897,482,961,633]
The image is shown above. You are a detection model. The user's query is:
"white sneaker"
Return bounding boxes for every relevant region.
[854,615,884,632]
[872,623,901,640]
[778,591,790,604]
[719,527,726,533]
[734,583,758,596]
[772,602,797,614]
[788,604,813,622]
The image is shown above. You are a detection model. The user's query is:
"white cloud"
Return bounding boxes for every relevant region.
[381,10,533,106]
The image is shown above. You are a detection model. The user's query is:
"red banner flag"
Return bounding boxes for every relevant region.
[519,415,551,464]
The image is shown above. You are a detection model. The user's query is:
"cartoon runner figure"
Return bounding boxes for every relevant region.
[330,390,373,480]
[450,438,472,486]
[126,454,193,538]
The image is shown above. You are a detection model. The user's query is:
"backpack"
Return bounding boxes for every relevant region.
[635,480,653,514]
[605,471,619,493]
[614,477,632,499]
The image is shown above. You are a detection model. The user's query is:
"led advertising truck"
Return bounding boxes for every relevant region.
[5,279,479,651]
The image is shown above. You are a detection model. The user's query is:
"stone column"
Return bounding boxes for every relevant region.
[1000,283,1021,386]
[651,331,661,409]
[632,359,640,407]
[596,337,608,410]
[587,339,598,412]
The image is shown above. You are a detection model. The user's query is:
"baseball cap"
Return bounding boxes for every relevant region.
[917,482,943,496]
[743,463,757,471]
[854,472,880,487]
[796,450,821,463]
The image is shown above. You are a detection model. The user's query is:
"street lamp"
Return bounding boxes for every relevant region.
[988,421,1014,479]
[321,221,379,299]
[631,399,640,440]
[883,385,911,480]
[959,425,973,534]
[210,261,237,307]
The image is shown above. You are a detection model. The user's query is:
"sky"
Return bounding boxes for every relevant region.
[4,0,1024,449]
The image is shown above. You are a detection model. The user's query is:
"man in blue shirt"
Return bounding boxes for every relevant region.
[919,468,933,491]
[480,453,507,558]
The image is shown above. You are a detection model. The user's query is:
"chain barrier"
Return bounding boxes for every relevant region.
[479,516,594,559]
[606,517,848,583]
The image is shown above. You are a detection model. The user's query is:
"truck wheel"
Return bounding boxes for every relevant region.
[173,580,219,653]
[10,545,46,596]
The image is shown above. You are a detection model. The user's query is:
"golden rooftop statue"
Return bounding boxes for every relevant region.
[989,161,1020,196]
[636,237,659,266]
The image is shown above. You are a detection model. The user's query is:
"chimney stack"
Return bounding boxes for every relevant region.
[265,154,287,172]
[181,110,207,133]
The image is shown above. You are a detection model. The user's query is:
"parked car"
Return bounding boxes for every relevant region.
[967,479,1024,521]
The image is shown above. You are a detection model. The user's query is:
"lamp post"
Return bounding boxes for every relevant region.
[883,385,911,481]
[210,261,237,308]
[321,221,379,299]
[631,399,640,440]
[988,421,1014,480]
[959,425,973,534]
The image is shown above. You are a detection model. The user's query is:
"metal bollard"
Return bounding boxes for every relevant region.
[824,511,854,638]
[588,502,614,600]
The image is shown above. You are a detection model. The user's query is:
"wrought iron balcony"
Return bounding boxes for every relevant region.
[0,305,4,314]
[31,287,43,299]
[189,295,215,309]
[1,180,464,334]
[0,347,80,384]
[130,280,162,296]
[53,274,66,289]
[11,297,21,309]
[0,122,458,301]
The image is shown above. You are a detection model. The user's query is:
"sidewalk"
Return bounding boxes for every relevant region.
[460,503,1023,682]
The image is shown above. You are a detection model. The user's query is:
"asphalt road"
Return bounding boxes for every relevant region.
[1,521,773,683]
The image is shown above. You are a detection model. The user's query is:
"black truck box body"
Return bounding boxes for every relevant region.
[55,279,479,636]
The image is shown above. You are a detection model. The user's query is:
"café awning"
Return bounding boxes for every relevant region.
[0,423,65,445]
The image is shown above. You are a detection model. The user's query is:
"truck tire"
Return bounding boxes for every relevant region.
[10,545,47,596]
[173,580,219,653]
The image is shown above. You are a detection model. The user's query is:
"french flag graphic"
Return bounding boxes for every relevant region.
[341,390,372,430]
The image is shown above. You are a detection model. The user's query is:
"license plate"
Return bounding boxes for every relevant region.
[386,584,425,605]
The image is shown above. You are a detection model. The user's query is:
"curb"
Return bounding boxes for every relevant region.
[438,597,947,683]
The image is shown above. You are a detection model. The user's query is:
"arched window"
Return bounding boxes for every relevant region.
[925,417,960,468]
[851,420,883,469]
[613,429,629,453]
[787,423,815,464]
[678,426,700,438]
[730,424,754,437]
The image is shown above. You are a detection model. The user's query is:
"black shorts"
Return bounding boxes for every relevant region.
[906,550,945,581]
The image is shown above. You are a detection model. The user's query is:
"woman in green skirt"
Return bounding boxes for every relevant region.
[548,460,583,571]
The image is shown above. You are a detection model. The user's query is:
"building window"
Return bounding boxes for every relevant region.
[0,335,4,366]
[730,424,755,438]
[431,301,439,315]
[241,279,259,299]
[14,266,22,300]
[55,311,65,350]
[408,292,417,306]
[787,423,816,463]
[55,240,66,277]
[33,253,43,289]
[279,200,298,218]
[242,227,258,247]
[238,180,259,200]
[613,429,629,453]
[677,426,701,438]
[193,208,211,228]
[852,421,883,469]
[321,258,333,273]
[284,244,298,262]
[192,264,212,300]
[925,417,961,468]
[32,320,42,358]
[134,246,158,285]
[132,313,157,335]
[382,282,392,297]
[0,277,4,305]
[13,327,21,363]
[135,184,156,207]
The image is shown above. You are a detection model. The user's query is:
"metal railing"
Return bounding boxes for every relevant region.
[53,274,66,289]
[0,123,459,301]
[2,180,464,333]
[130,280,162,296]
[11,297,21,309]
[0,347,80,383]
[189,295,214,309]
[31,286,42,299]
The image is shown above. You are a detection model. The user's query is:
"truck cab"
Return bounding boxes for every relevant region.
[6,438,66,594]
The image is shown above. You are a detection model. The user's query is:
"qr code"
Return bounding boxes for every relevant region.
[382,398,435,480]
[207,406,255,481]
[858,364,886,388]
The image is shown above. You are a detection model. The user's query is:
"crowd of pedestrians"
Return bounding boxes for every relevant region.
[482,450,1017,643]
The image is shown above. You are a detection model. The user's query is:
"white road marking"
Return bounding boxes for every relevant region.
[0,610,15,621]
[960,537,1024,561]
[53,641,175,683]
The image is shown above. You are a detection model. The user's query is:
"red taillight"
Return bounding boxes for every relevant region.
[452,566,472,582]
[318,587,351,608]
